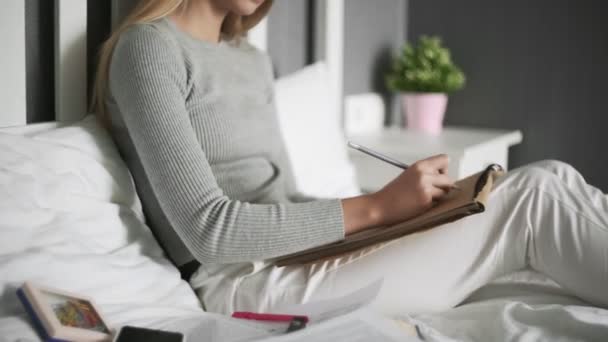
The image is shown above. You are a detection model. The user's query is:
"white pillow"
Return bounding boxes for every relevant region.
[274,62,361,198]
[0,116,202,338]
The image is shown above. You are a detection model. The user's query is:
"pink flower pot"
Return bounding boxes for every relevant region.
[402,93,448,135]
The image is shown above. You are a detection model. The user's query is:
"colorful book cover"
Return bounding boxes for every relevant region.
[17,282,112,342]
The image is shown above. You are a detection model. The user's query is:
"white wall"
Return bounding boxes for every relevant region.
[54,0,88,122]
[0,1,26,127]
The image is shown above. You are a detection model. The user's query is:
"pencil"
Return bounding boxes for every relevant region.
[347,141,410,169]
[347,141,460,190]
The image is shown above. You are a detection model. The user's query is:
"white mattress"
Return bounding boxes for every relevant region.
[1,117,607,341]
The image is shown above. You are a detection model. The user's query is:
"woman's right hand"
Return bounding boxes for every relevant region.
[371,154,454,226]
[342,154,455,235]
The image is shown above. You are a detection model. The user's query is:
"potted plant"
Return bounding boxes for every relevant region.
[386,36,466,135]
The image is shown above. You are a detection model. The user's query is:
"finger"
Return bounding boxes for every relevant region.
[418,154,450,174]
[429,185,448,199]
[431,174,456,190]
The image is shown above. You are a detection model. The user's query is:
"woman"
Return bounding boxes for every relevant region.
[93,0,608,315]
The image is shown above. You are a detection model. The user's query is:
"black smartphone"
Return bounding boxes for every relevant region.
[114,326,184,342]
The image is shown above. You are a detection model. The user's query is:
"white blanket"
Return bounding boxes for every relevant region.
[407,270,608,341]
[0,118,203,338]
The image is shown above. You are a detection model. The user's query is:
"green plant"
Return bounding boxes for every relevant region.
[386,36,466,93]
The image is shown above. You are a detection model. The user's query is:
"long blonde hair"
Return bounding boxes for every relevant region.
[91,0,273,126]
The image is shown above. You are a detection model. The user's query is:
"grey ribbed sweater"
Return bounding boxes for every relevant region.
[106,18,345,267]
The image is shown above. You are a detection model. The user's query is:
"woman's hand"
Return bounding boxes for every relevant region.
[342,154,455,235]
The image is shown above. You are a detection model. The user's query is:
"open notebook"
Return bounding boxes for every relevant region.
[275,164,504,266]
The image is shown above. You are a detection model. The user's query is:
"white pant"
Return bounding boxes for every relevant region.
[192,160,608,316]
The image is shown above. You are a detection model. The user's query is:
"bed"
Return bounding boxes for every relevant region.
[1,1,607,341]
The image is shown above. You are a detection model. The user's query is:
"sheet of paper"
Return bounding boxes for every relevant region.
[160,314,278,342]
[271,278,384,322]
[251,309,422,342]
[182,279,423,342]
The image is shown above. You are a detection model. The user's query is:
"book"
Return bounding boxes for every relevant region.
[17,282,112,342]
[275,164,504,266]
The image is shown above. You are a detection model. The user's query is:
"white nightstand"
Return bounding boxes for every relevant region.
[348,127,523,192]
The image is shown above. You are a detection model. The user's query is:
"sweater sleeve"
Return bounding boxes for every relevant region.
[108,25,345,264]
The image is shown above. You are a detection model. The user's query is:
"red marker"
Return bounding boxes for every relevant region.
[232,312,309,324]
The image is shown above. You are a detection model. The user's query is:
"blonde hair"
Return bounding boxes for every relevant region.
[91,0,273,126]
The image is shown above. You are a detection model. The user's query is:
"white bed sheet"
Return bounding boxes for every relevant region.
[0,117,203,339]
[404,270,608,341]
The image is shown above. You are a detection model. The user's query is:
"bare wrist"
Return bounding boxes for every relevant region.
[341,193,384,235]
[365,192,385,227]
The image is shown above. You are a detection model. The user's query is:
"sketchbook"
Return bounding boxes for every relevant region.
[275,164,504,266]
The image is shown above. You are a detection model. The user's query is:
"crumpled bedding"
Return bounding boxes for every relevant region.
[407,270,608,341]
[0,118,204,340]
